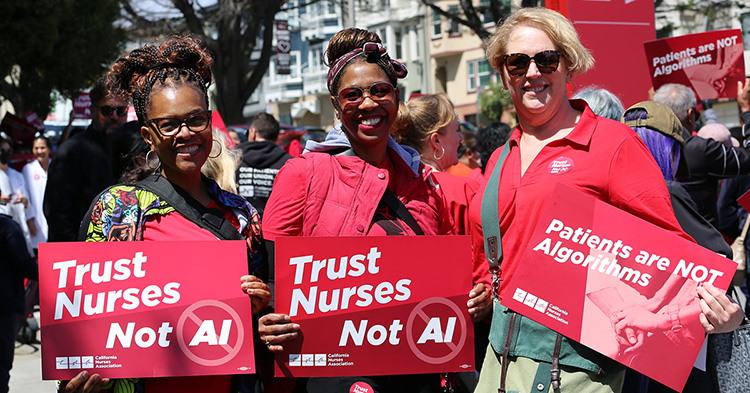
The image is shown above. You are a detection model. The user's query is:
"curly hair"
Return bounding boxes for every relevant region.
[325,28,398,95]
[108,34,213,123]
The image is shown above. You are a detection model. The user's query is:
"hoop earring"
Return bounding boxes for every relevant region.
[501,88,511,99]
[209,139,222,159]
[145,150,160,171]
[566,79,578,94]
[433,146,445,161]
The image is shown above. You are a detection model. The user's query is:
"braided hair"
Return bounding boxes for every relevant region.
[108,35,213,124]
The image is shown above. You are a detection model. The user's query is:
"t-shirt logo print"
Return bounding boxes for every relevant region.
[548,157,574,175]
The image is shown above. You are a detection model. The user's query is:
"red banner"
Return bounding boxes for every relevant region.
[73,92,91,119]
[561,0,655,107]
[39,241,256,380]
[644,29,745,100]
[503,184,736,391]
[274,236,474,377]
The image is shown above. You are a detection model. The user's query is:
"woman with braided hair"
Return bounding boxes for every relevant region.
[62,34,270,393]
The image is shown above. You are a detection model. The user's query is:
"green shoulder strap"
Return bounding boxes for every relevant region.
[481,142,510,297]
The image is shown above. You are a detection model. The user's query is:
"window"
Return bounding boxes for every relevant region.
[327,0,336,14]
[480,0,493,24]
[468,59,494,92]
[448,5,461,36]
[394,29,403,59]
[431,10,441,38]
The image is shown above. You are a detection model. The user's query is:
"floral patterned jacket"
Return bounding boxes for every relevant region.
[69,175,263,393]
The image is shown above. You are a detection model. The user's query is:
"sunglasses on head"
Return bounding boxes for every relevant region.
[98,105,128,117]
[337,82,396,107]
[503,50,562,77]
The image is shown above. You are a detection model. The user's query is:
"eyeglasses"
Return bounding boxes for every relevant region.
[98,105,128,117]
[146,111,212,136]
[503,50,562,77]
[337,82,396,107]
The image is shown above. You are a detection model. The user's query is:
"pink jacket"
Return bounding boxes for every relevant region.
[263,149,455,239]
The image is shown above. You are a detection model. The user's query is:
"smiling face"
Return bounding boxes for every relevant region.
[436,114,462,169]
[141,84,211,181]
[33,138,50,163]
[331,60,398,154]
[501,25,570,126]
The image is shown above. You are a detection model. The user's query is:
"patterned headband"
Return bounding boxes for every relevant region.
[326,42,408,94]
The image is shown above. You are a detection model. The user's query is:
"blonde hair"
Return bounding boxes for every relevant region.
[485,7,594,78]
[201,130,240,193]
[392,94,456,152]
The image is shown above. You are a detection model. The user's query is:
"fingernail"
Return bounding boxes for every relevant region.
[81,371,89,378]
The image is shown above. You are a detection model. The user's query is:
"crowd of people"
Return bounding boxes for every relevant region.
[2,6,750,393]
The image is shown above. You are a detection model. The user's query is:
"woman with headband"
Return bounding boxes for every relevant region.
[259,28,491,392]
[62,35,270,393]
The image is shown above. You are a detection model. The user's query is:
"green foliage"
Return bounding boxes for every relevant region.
[478,82,512,123]
[0,0,125,117]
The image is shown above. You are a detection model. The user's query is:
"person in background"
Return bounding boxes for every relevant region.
[235,112,292,217]
[0,214,38,393]
[653,80,750,228]
[392,93,476,235]
[471,8,739,393]
[622,101,742,393]
[572,86,625,121]
[44,77,129,242]
[472,122,511,181]
[0,138,34,254]
[202,130,240,193]
[445,129,480,177]
[227,128,241,147]
[22,136,51,253]
[697,122,738,147]
[63,34,269,393]
[258,27,490,393]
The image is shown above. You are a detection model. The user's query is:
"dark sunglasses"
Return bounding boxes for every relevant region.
[147,111,212,136]
[337,82,396,107]
[503,50,562,77]
[98,105,128,117]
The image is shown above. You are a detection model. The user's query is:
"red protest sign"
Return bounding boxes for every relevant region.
[38,241,255,380]
[73,92,91,119]
[503,184,736,391]
[274,236,474,377]
[737,188,750,212]
[644,29,745,100]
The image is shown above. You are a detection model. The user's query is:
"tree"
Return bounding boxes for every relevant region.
[0,0,125,118]
[419,0,543,40]
[121,0,291,124]
[478,81,512,122]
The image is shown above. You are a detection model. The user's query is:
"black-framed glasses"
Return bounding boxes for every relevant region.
[146,111,212,136]
[337,82,396,108]
[503,50,561,77]
[98,105,128,117]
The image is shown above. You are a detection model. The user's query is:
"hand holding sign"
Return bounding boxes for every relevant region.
[738,77,750,113]
[61,371,108,393]
[697,282,743,334]
[258,313,300,352]
[240,275,271,314]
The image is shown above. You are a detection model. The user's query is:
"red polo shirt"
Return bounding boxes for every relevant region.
[469,100,692,296]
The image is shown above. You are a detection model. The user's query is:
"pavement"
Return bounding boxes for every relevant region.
[9,312,56,392]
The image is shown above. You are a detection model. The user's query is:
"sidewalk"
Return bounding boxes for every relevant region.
[9,313,56,392]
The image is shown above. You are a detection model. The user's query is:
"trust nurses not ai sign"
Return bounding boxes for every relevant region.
[274,236,474,378]
[38,241,256,380]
